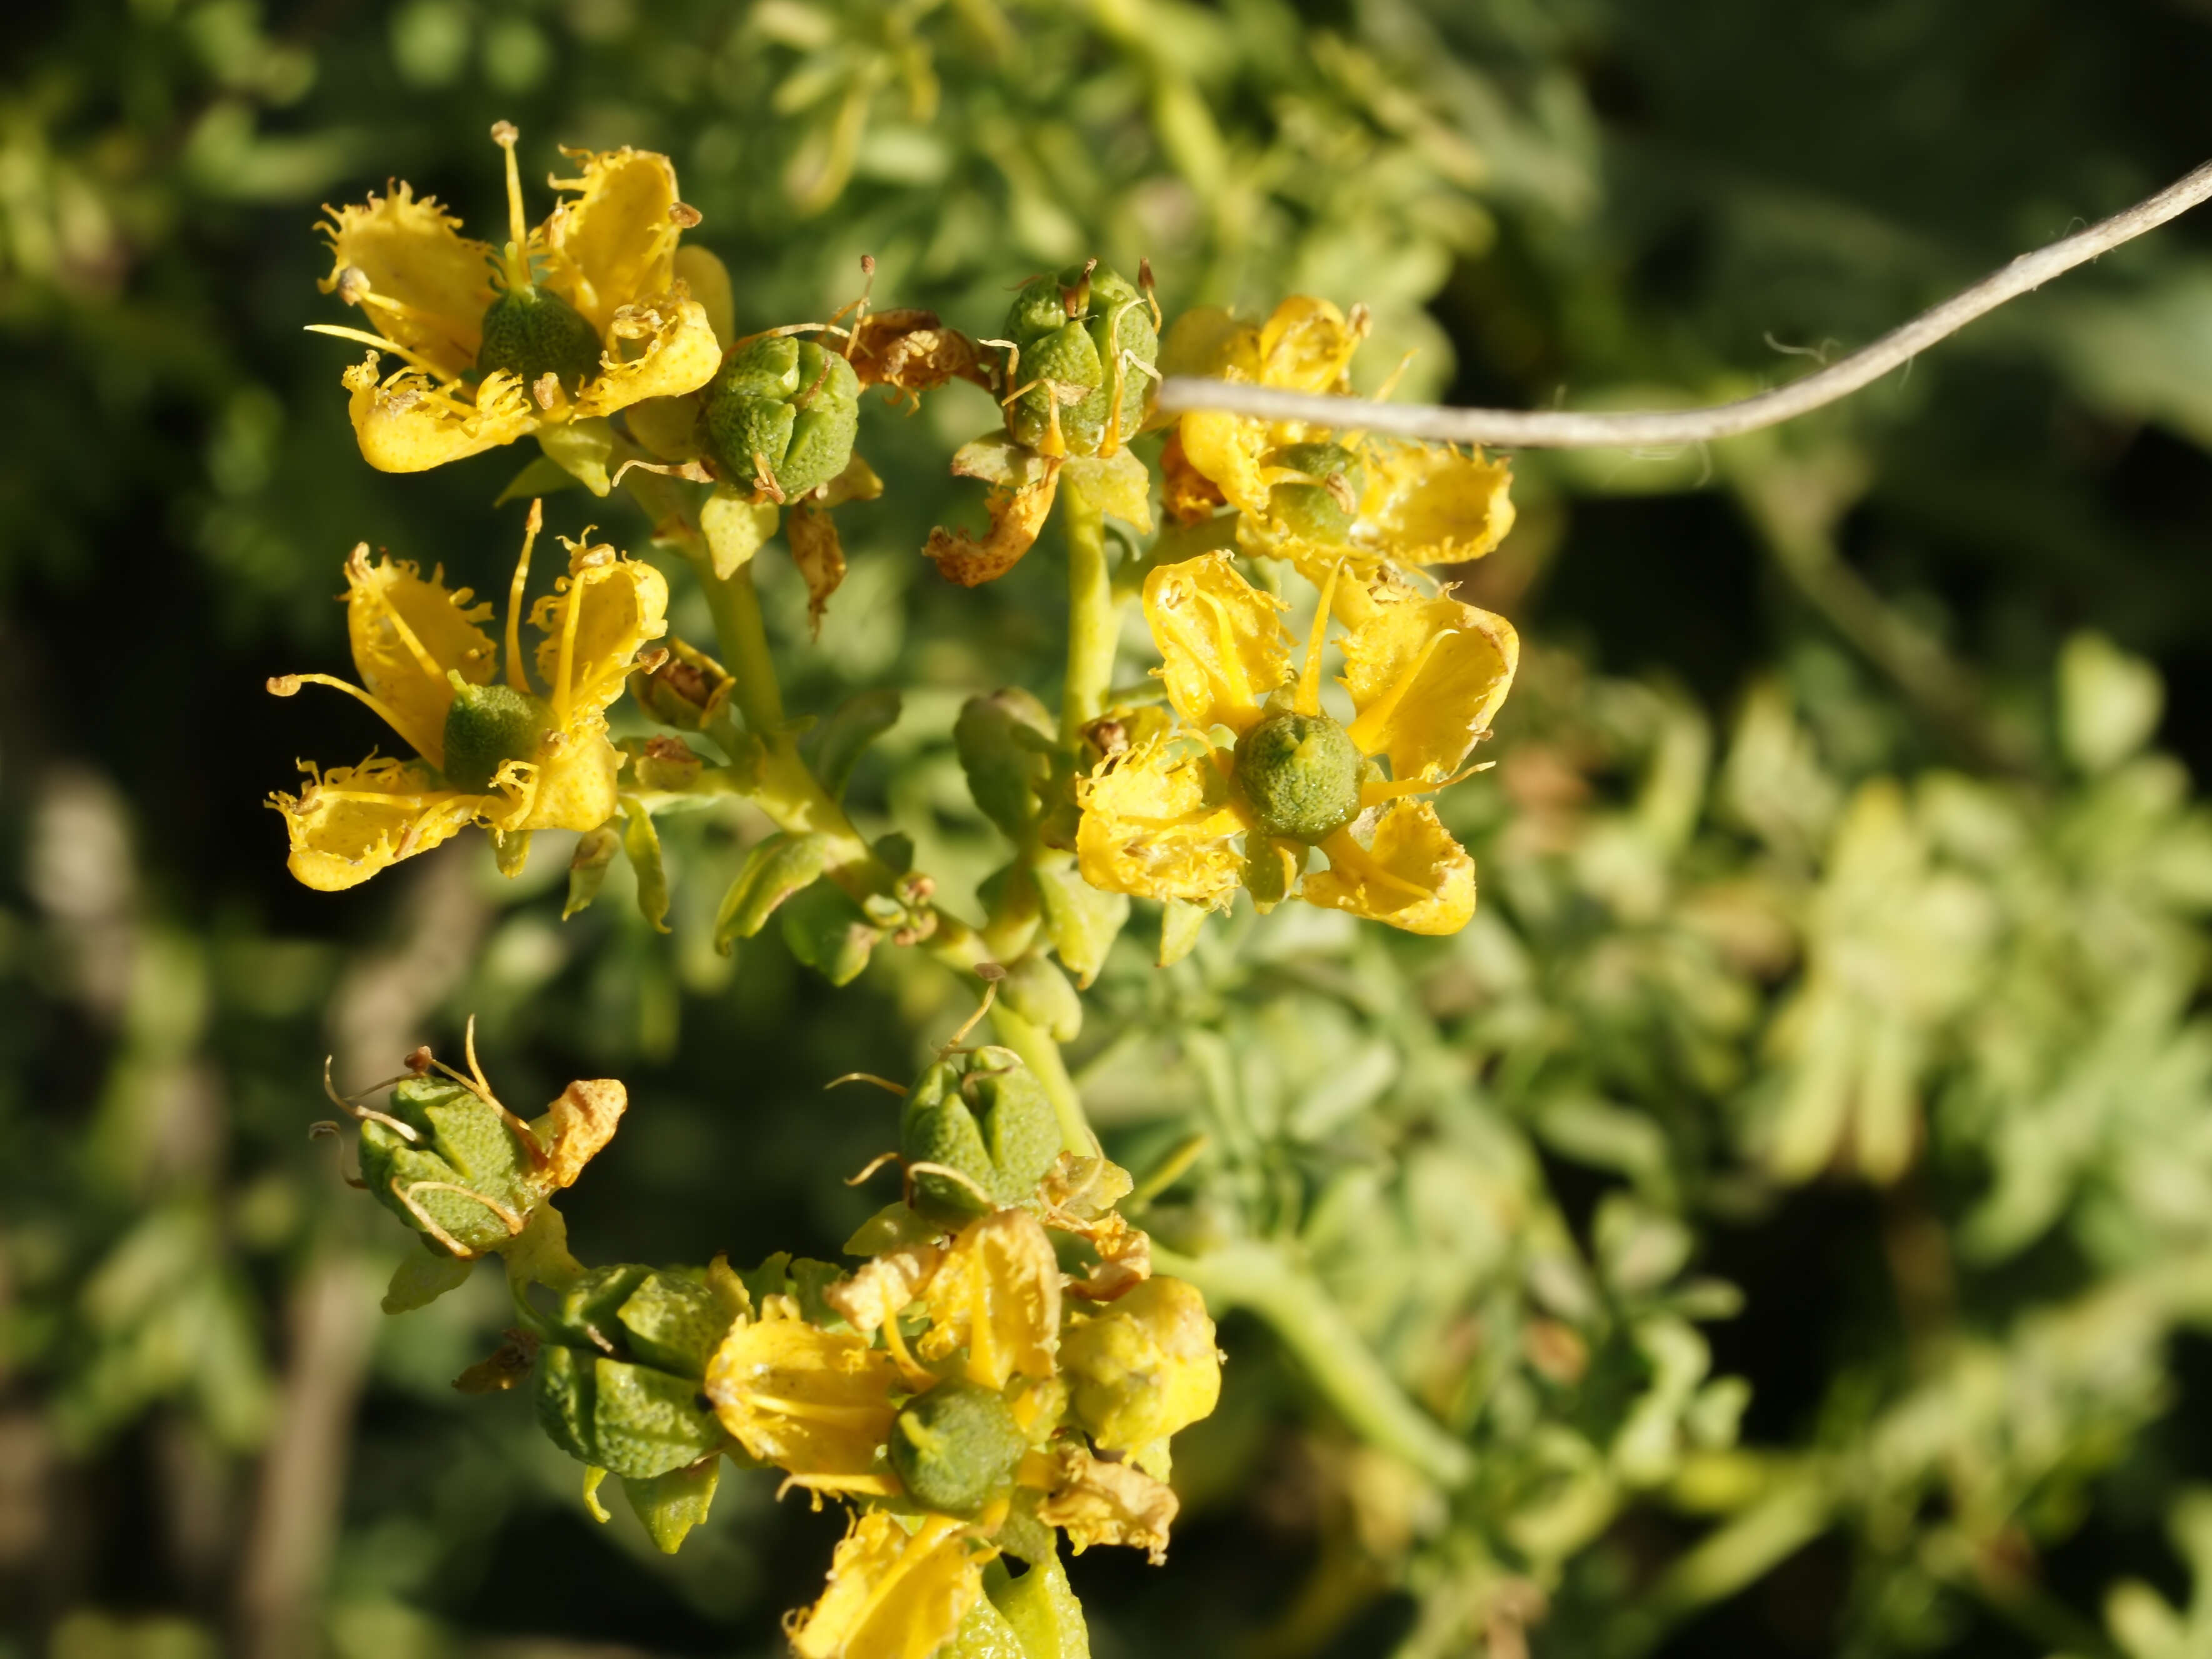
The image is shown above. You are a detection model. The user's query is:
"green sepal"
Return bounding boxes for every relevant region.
[495,451,583,507]
[844,1201,942,1257]
[700,484,779,580]
[780,879,880,986]
[623,1458,721,1555]
[1032,861,1128,988]
[536,417,617,498]
[619,800,671,934]
[382,1244,473,1314]
[715,832,833,952]
[814,688,903,800]
[1158,900,1208,968]
[945,1593,1029,1659]
[956,689,1057,841]
[999,953,1082,1043]
[987,1546,1091,1659]
[736,1253,851,1330]
[564,826,619,920]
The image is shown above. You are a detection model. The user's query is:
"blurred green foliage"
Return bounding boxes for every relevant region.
[5,1,2212,1657]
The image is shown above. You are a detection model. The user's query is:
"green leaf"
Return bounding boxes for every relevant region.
[714,832,833,952]
[957,689,1057,841]
[619,801,671,935]
[999,953,1081,1043]
[1158,900,1207,968]
[381,1247,473,1314]
[1032,860,1127,988]
[813,688,903,800]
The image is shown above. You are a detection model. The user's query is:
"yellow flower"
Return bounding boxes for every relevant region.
[704,1303,903,1496]
[1166,296,1516,581]
[268,510,668,891]
[313,123,721,473]
[1076,553,1518,936]
[911,1209,1063,1392]
[789,1511,988,1659]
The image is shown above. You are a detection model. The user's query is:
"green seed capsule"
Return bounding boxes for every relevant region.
[357,1074,539,1254]
[478,284,604,393]
[535,1343,726,1481]
[901,1048,1060,1224]
[888,1380,1029,1516]
[1003,262,1157,456]
[699,336,861,498]
[1266,442,1364,543]
[1233,710,1364,843]
[441,679,551,793]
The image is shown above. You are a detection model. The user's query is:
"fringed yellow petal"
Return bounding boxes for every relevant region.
[268,757,478,892]
[1035,1445,1179,1565]
[1253,294,1367,396]
[1355,441,1517,564]
[1307,801,1477,936]
[1142,552,1290,736]
[542,148,685,334]
[318,183,493,380]
[913,1210,1061,1392]
[529,544,671,723]
[571,294,722,419]
[924,458,1064,588]
[344,355,539,473]
[519,725,620,833]
[1176,408,1269,518]
[1075,738,1246,910]
[344,546,498,768]
[1339,578,1519,784]
[789,1511,985,1659]
[703,1311,901,1494]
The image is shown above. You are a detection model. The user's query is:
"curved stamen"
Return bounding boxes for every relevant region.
[269,672,443,765]
[507,501,541,694]
[304,323,465,386]
[1296,561,1343,718]
[1345,627,1456,759]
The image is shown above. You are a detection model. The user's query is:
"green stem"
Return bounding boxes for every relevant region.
[988,1005,1095,1156]
[1059,486,1118,744]
[1153,1240,1476,1486]
[693,555,787,736]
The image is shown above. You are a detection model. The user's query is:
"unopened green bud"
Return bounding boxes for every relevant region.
[1003,262,1157,457]
[700,335,861,499]
[901,1048,1059,1223]
[1266,441,1364,543]
[629,637,734,731]
[478,284,603,393]
[442,677,549,793]
[1061,1277,1220,1455]
[1233,709,1364,843]
[888,1380,1029,1517]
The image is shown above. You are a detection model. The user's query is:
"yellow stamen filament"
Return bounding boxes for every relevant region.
[303,324,463,386]
[507,502,541,694]
[826,1073,909,1098]
[275,672,444,764]
[551,566,594,727]
[322,1056,421,1142]
[1198,593,1261,718]
[878,1309,933,1389]
[843,1150,901,1185]
[736,1395,896,1428]
[493,120,530,286]
[1346,628,1458,758]
[1296,561,1343,717]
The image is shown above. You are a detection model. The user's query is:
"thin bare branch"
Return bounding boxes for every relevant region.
[1154,158,2212,449]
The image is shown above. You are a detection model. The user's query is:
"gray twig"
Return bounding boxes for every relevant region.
[1154,159,2212,449]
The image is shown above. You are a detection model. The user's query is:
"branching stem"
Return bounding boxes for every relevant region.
[1059,486,1119,744]
[1156,158,2212,449]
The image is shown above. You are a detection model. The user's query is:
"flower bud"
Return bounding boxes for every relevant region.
[629,637,734,731]
[1060,1277,1220,1457]
[1003,263,1158,458]
[699,334,861,499]
[888,1379,1030,1518]
[901,1048,1060,1223]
